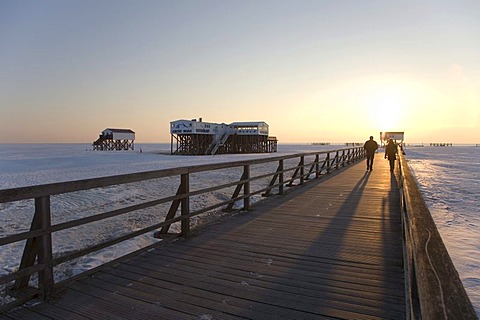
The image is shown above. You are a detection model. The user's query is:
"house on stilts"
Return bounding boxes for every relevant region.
[380,131,404,147]
[170,118,278,155]
[92,128,135,151]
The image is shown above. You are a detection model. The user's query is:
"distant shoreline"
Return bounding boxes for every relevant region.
[1,142,479,146]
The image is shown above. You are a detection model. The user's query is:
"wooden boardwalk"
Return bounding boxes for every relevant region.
[2,157,405,320]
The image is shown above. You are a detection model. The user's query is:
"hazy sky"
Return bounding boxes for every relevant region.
[1,0,479,143]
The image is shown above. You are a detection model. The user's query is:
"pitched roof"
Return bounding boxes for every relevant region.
[104,128,135,134]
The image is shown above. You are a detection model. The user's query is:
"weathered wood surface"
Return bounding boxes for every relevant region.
[2,157,405,319]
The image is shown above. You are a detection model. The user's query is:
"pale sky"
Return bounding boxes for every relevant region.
[1,0,479,144]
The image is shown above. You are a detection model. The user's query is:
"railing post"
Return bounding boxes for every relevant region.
[243,165,250,210]
[341,150,346,166]
[180,173,190,237]
[299,156,304,185]
[335,151,340,170]
[36,196,54,300]
[326,153,331,173]
[315,154,320,178]
[279,159,284,195]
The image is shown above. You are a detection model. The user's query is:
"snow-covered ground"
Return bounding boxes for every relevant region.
[1,143,479,315]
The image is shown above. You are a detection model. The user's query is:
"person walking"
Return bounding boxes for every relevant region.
[384,138,397,172]
[363,136,378,171]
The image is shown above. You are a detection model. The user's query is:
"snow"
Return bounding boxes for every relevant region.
[0,143,335,188]
[1,143,479,315]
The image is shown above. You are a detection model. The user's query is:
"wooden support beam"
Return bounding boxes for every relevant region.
[155,184,182,236]
[13,213,42,291]
[325,153,331,173]
[180,173,190,238]
[299,156,305,185]
[287,157,304,187]
[225,170,248,212]
[36,196,54,299]
[13,196,54,299]
[262,162,282,197]
[278,159,284,195]
[243,165,250,211]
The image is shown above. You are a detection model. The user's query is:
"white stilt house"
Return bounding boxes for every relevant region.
[380,131,404,147]
[93,128,135,151]
[170,119,277,155]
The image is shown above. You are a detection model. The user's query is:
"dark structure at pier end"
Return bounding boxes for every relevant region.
[92,128,135,151]
[380,131,404,147]
[170,118,278,155]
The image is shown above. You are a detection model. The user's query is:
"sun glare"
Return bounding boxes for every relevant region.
[367,86,407,131]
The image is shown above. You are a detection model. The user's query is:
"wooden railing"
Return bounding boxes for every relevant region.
[397,147,477,319]
[0,147,365,312]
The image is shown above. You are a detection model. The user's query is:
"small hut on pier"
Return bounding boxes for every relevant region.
[170,118,277,155]
[93,128,135,151]
[380,131,404,147]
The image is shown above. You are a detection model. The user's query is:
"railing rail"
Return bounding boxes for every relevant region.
[0,147,365,312]
[397,147,477,319]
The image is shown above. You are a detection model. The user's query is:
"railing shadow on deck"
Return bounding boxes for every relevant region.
[0,147,365,313]
[398,147,477,319]
[234,165,407,319]
[252,170,391,319]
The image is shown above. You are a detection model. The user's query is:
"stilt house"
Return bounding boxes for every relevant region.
[170,118,277,155]
[380,131,404,147]
[93,128,135,151]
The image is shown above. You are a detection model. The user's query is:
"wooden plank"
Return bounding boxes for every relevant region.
[22,303,90,320]
[69,278,220,320]
[35,288,176,320]
[140,242,405,293]
[79,272,291,320]
[117,252,405,312]
[99,266,369,320]
[0,306,52,320]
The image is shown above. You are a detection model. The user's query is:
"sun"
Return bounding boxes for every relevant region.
[369,87,406,131]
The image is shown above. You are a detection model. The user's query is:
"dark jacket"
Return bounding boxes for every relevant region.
[364,139,378,155]
[385,142,397,160]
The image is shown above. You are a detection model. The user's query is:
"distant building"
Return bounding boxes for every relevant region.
[93,128,135,151]
[170,118,277,155]
[380,131,404,147]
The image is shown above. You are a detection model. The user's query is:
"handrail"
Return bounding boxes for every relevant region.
[0,148,359,203]
[0,147,365,312]
[397,147,477,319]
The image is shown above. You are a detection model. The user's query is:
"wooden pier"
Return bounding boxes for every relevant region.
[1,158,406,319]
[1,147,476,319]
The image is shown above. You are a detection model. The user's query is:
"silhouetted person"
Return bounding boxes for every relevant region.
[363,136,378,171]
[384,138,397,172]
